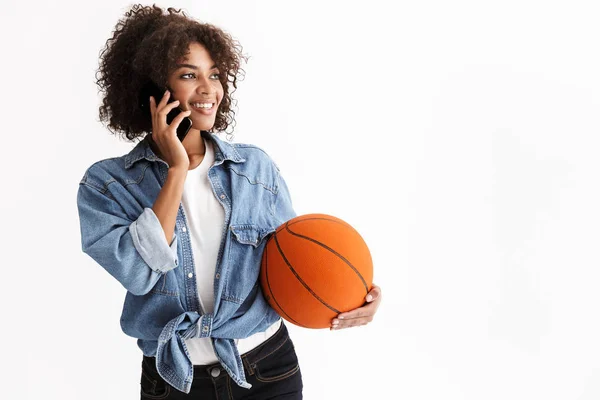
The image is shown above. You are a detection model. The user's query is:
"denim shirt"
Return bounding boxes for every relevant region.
[76,131,296,394]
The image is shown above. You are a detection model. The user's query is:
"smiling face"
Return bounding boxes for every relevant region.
[166,42,224,132]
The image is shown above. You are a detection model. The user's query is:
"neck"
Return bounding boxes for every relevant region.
[146,128,206,169]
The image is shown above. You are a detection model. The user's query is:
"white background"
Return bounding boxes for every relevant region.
[2,0,599,399]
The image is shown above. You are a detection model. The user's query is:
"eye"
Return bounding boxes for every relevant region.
[180,73,221,80]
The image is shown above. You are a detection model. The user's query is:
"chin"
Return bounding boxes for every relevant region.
[191,119,216,131]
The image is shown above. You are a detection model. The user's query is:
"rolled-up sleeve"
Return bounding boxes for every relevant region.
[129,207,179,272]
[77,182,179,296]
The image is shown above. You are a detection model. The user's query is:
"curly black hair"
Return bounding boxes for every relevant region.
[95,3,248,142]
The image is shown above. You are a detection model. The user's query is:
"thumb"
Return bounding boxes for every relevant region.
[365,283,381,302]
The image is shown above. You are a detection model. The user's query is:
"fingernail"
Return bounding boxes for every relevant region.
[366,294,373,302]
[332,320,339,325]
[338,316,344,320]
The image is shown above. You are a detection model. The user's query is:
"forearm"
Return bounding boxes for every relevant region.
[153,167,187,244]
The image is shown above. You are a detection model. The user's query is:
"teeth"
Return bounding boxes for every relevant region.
[192,103,213,109]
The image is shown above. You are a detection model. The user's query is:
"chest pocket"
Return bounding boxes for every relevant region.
[230,224,274,247]
[223,224,276,303]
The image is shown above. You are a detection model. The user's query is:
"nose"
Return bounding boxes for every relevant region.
[195,75,216,96]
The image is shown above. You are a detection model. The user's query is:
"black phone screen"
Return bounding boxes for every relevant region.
[138,81,192,141]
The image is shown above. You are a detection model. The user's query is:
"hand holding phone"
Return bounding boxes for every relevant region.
[139,81,193,142]
[146,88,192,170]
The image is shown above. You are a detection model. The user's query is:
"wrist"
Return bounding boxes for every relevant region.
[168,166,188,177]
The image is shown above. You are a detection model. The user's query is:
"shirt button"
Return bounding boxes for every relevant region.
[202,326,209,332]
[188,273,193,278]
[220,194,225,199]
[182,226,187,232]
[210,368,220,377]
[174,260,178,266]
[215,273,220,279]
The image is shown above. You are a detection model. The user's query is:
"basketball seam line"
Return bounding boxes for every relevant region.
[284,223,369,294]
[274,232,341,314]
[264,242,305,327]
[275,217,351,234]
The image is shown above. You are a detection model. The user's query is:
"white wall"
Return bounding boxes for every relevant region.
[3,0,599,399]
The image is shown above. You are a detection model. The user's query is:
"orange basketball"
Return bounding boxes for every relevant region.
[260,213,373,329]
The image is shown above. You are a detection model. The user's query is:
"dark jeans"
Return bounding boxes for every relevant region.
[140,322,303,399]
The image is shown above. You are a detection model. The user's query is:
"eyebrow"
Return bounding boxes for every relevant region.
[175,63,218,71]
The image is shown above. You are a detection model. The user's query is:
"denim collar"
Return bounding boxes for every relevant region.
[124,131,245,169]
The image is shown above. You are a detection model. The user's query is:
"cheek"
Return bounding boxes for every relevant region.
[217,82,225,102]
[171,88,192,104]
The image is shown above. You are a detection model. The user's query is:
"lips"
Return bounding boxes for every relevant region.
[190,99,215,103]
[190,102,216,115]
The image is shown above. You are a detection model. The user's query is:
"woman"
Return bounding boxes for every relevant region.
[77,4,382,399]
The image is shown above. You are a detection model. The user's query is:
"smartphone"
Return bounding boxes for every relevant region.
[139,80,192,141]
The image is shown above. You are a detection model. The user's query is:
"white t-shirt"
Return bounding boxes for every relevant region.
[181,137,280,365]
